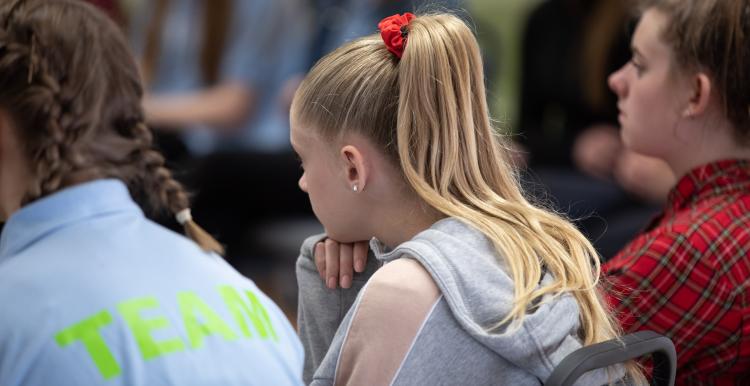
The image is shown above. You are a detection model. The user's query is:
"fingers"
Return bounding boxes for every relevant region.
[353,241,369,273]
[325,238,340,289]
[339,243,354,289]
[315,238,369,290]
[314,241,326,280]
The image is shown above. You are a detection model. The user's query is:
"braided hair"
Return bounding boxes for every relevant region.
[0,0,223,254]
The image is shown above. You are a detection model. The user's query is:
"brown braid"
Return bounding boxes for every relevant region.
[0,0,223,254]
[126,121,225,254]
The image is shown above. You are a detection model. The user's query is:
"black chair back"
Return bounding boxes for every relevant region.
[545,331,676,386]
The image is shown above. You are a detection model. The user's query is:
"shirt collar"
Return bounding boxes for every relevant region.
[0,179,143,259]
[667,159,750,215]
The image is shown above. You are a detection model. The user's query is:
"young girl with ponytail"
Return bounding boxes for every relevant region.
[292,12,644,385]
[0,1,302,385]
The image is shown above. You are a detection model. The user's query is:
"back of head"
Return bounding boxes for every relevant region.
[641,0,750,141]
[0,0,152,204]
[295,12,643,381]
[294,13,520,202]
[0,0,222,253]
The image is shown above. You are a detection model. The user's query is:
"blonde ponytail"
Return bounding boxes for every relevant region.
[398,12,608,340]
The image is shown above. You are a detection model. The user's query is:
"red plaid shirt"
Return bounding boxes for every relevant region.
[603,159,750,386]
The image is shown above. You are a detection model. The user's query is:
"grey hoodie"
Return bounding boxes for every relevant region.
[297,217,620,385]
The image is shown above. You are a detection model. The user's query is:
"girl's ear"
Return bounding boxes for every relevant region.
[683,71,712,118]
[340,144,368,192]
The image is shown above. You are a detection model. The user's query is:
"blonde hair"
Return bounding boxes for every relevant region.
[294,13,643,383]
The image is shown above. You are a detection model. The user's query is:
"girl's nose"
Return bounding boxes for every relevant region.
[608,64,628,98]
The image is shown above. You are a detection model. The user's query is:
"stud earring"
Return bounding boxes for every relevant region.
[353,185,358,192]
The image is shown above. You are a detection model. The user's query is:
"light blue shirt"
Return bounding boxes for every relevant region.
[0,179,303,386]
[130,0,312,154]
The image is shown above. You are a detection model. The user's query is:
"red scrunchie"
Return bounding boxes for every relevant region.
[378,12,415,59]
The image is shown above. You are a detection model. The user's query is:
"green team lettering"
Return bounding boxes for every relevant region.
[55,311,121,379]
[219,286,277,340]
[55,286,281,381]
[118,297,185,360]
[178,291,238,348]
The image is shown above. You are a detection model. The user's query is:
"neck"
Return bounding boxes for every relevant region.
[0,115,32,221]
[0,171,28,222]
[667,118,750,179]
[0,159,30,223]
[373,195,445,249]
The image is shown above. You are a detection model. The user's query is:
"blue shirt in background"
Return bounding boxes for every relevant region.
[0,179,303,386]
[130,0,312,154]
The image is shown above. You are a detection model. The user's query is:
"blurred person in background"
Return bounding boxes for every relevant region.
[131,0,311,155]
[518,0,673,259]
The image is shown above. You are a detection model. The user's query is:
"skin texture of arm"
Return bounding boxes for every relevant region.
[142,82,255,134]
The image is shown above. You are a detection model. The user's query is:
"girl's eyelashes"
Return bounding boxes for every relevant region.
[630,57,645,76]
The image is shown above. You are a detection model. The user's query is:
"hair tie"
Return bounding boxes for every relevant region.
[378,12,415,59]
[175,208,193,225]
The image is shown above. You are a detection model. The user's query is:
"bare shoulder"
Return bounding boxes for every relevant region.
[335,258,442,385]
[366,257,439,300]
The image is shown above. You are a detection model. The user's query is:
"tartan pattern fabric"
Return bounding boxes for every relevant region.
[603,159,750,386]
